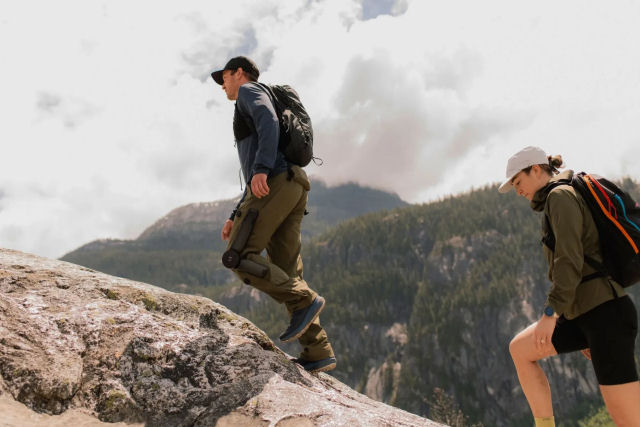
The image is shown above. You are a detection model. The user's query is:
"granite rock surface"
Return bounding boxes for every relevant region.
[0,248,440,427]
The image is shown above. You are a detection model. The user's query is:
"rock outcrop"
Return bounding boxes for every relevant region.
[0,249,440,426]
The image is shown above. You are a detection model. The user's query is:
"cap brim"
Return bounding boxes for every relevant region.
[498,180,513,193]
[211,70,224,85]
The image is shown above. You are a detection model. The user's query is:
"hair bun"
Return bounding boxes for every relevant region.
[548,155,564,171]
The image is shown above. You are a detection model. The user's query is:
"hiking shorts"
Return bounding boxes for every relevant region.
[552,295,639,385]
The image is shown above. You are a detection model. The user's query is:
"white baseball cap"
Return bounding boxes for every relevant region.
[498,146,548,193]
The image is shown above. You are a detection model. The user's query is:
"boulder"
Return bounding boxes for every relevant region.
[0,249,440,426]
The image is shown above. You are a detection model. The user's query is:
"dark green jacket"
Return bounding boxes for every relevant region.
[531,170,625,320]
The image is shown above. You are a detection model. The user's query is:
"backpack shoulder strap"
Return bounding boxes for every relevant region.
[254,82,282,117]
[541,213,555,251]
[542,211,608,283]
[233,103,255,142]
[544,174,613,284]
[539,179,572,251]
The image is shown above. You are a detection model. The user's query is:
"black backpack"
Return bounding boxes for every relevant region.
[258,83,315,167]
[232,83,316,167]
[542,172,640,287]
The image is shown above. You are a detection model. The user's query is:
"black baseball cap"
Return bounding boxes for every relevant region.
[211,56,260,85]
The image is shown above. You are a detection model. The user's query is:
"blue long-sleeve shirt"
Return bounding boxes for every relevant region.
[236,82,289,185]
[230,83,289,220]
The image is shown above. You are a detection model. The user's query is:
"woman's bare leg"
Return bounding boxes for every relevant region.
[600,381,640,426]
[509,322,558,418]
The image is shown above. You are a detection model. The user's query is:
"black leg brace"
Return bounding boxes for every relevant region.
[221,208,268,278]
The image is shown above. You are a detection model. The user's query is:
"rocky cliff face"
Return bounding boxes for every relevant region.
[0,248,440,427]
[397,231,601,424]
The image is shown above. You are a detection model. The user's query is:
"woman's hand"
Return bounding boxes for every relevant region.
[533,314,557,353]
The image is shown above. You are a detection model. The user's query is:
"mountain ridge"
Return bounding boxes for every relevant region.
[60,180,408,290]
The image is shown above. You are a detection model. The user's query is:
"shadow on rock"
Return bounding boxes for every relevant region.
[95,309,309,426]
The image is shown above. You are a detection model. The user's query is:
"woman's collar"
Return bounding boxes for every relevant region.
[530,170,574,212]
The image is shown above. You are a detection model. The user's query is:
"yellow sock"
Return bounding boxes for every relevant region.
[534,416,555,427]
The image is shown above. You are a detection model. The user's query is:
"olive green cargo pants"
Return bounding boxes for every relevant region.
[227,166,334,361]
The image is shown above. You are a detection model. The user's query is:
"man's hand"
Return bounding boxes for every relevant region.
[221,219,233,241]
[251,173,270,198]
[533,314,557,353]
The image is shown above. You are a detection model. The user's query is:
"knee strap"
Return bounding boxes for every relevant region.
[237,258,268,278]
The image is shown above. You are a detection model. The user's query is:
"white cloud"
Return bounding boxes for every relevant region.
[1,0,640,258]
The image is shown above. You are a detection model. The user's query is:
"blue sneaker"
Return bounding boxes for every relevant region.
[295,356,337,373]
[279,296,325,343]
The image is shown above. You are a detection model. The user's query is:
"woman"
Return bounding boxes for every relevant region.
[500,146,640,427]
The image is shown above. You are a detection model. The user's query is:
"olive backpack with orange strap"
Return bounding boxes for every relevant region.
[541,172,640,288]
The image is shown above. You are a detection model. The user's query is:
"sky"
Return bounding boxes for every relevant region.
[1,0,640,258]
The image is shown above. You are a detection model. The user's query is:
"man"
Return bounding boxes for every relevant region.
[211,56,336,373]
